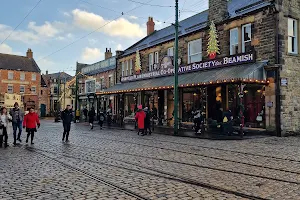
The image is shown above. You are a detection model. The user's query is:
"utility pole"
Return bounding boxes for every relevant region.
[74,72,79,123]
[63,77,66,109]
[174,0,179,135]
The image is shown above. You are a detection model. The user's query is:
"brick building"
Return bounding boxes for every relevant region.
[76,48,120,115]
[102,0,300,136]
[0,49,41,110]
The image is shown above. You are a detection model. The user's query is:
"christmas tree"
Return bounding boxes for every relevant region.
[207,21,220,59]
[135,49,141,74]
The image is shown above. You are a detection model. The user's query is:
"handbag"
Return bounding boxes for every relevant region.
[256,115,263,122]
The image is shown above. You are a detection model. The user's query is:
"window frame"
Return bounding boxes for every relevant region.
[188,38,202,64]
[7,85,13,93]
[31,86,36,94]
[20,85,25,93]
[126,60,129,76]
[108,75,114,88]
[8,71,14,80]
[129,59,133,75]
[242,23,252,53]
[288,18,298,54]
[154,52,159,64]
[149,53,154,71]
[167,47,174,57]
[32,73,36,81]
[230,28,239,55]
[122,62,125,77]
[20,73,25,81]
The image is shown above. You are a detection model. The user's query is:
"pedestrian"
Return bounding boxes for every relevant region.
[9,102,24,145]
[0,107,12,148]
[106,106,112,126]
[135,105,146,136]
[83,107,88,122]
[61,105,73,142]
[22,107,40,145]
[98,109,105,129]
[88,107,96,130]
[144,107,152,135]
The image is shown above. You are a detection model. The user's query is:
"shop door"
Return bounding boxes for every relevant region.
[40,104,46,117]
[158,90,164,119]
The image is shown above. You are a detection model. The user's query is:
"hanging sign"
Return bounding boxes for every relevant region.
[121,53,255,82]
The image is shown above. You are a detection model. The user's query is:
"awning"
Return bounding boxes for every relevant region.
[102,61,267,94]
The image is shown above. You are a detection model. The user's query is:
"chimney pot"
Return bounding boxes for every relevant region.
[147,16,155,35]
[26,48,33,59]
[105,48,113,59]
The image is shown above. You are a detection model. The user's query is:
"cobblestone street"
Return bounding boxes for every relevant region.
[1,120,300,200]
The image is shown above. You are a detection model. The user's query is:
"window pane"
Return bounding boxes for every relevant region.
[288,18,294,36]
[189,40,201,55]
[243,25,251,41]
[230,29,238,44]
[190,53,202,63]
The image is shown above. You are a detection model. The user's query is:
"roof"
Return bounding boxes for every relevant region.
[122,0,270,57]
[104,61,267,93]
[80,56,116,76]
[0,53,41,72]
[43,72,73,84]
[41,75,48,87]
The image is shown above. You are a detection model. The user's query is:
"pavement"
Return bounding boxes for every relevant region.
[1,120,300,199]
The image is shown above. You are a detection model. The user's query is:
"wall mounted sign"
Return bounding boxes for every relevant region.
[121,53,256,82]
[280,78,288,86]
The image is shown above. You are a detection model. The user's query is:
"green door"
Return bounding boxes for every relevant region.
[41,104,46,117]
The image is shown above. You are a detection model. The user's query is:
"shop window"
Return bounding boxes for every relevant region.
[288,18,298,54]
[168,47,174,57]
[230,28,239,55]
[182,88,206,122]
[7,85,13,93]
[242,24,252,53]
[149,53,154,71]
[122,62,125,76]
[188,39,202,63]
[20,85,25,93]
[129,59,133,75]
[8,71,13,80]
[20,73,25,81]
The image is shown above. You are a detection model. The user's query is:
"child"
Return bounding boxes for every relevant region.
[0,107,12,148]
[23,107,40,144]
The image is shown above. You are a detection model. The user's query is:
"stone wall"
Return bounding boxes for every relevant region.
[278,0,300,135]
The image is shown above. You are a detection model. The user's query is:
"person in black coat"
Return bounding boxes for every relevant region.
[144,107,152,135]
[61,105,73,142]
[88,107,96,130]
[98,109,105,129]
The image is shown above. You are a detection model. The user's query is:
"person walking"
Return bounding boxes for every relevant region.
[98,109,105,129]
[144,107,152,135]
[0,107,12,148]
[135,105,146,136]
[88,107,96,130]
[83,107,88,122]
[61,105,73,142]
[9,102,24,145]
[23,107,40,145]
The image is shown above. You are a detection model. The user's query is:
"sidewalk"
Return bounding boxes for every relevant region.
[78,122,271,140]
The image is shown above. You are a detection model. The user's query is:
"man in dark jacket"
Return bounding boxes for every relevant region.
[61,105,73,142]
[144,107,152,135]
[9,102,24,145]
[88,107,96,130]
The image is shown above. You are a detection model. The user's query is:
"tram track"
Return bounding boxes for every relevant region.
[26,146,269,200]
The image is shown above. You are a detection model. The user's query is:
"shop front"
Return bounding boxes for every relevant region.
[103,53,270,131]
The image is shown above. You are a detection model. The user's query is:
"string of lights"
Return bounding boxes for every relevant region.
[1,0,43,45]
[37,0,154,62]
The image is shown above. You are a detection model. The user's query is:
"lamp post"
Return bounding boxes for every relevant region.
[151,91,155,131]
[173,0,179,135]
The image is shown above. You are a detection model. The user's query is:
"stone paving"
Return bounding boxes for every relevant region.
[1,120,300,199]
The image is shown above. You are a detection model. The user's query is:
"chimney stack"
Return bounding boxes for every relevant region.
[26,48,33,59]
[105,48,112,60]
[147,17,155,35]
[208,0,228,23]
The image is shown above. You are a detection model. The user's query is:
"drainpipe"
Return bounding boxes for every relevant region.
[274,1,281,137]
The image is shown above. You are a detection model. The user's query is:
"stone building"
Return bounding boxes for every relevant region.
[0,49,41,110]
[103,0,300,136]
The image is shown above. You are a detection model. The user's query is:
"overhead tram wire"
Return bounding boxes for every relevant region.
[37,0,154,62]
[127,0,174,7]
[1,0,43,45]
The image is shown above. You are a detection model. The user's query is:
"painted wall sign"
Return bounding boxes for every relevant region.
[121,53,255,82]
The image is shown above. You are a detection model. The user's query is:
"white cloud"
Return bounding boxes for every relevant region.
[71,9,145,38]
[81,47,102,63]
[28,21,66,38]
[129,15,138,20]
[63,12,71,17]
[88,38,98,45]
[0,24,40,44]
[0,44,22,55]
[116,44,123,50]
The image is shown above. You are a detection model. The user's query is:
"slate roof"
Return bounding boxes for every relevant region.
[0,53,41,72]
[104,61,267,93]
[43,72,72,85]
[122,0,270,57]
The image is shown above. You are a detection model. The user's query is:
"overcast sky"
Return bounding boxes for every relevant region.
[0,0,208,75]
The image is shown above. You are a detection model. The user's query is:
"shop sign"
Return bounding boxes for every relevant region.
[121,53,255,82]
[281,78,288,86]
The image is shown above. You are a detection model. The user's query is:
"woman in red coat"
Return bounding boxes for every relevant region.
[135,105,146,136]
[23,107,40,144]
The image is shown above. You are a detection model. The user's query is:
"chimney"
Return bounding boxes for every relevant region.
[208,0,228,23]
[116,50,124,57]
[26,48,33,59]
[147,17,155,35]
[105,48,112,59]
